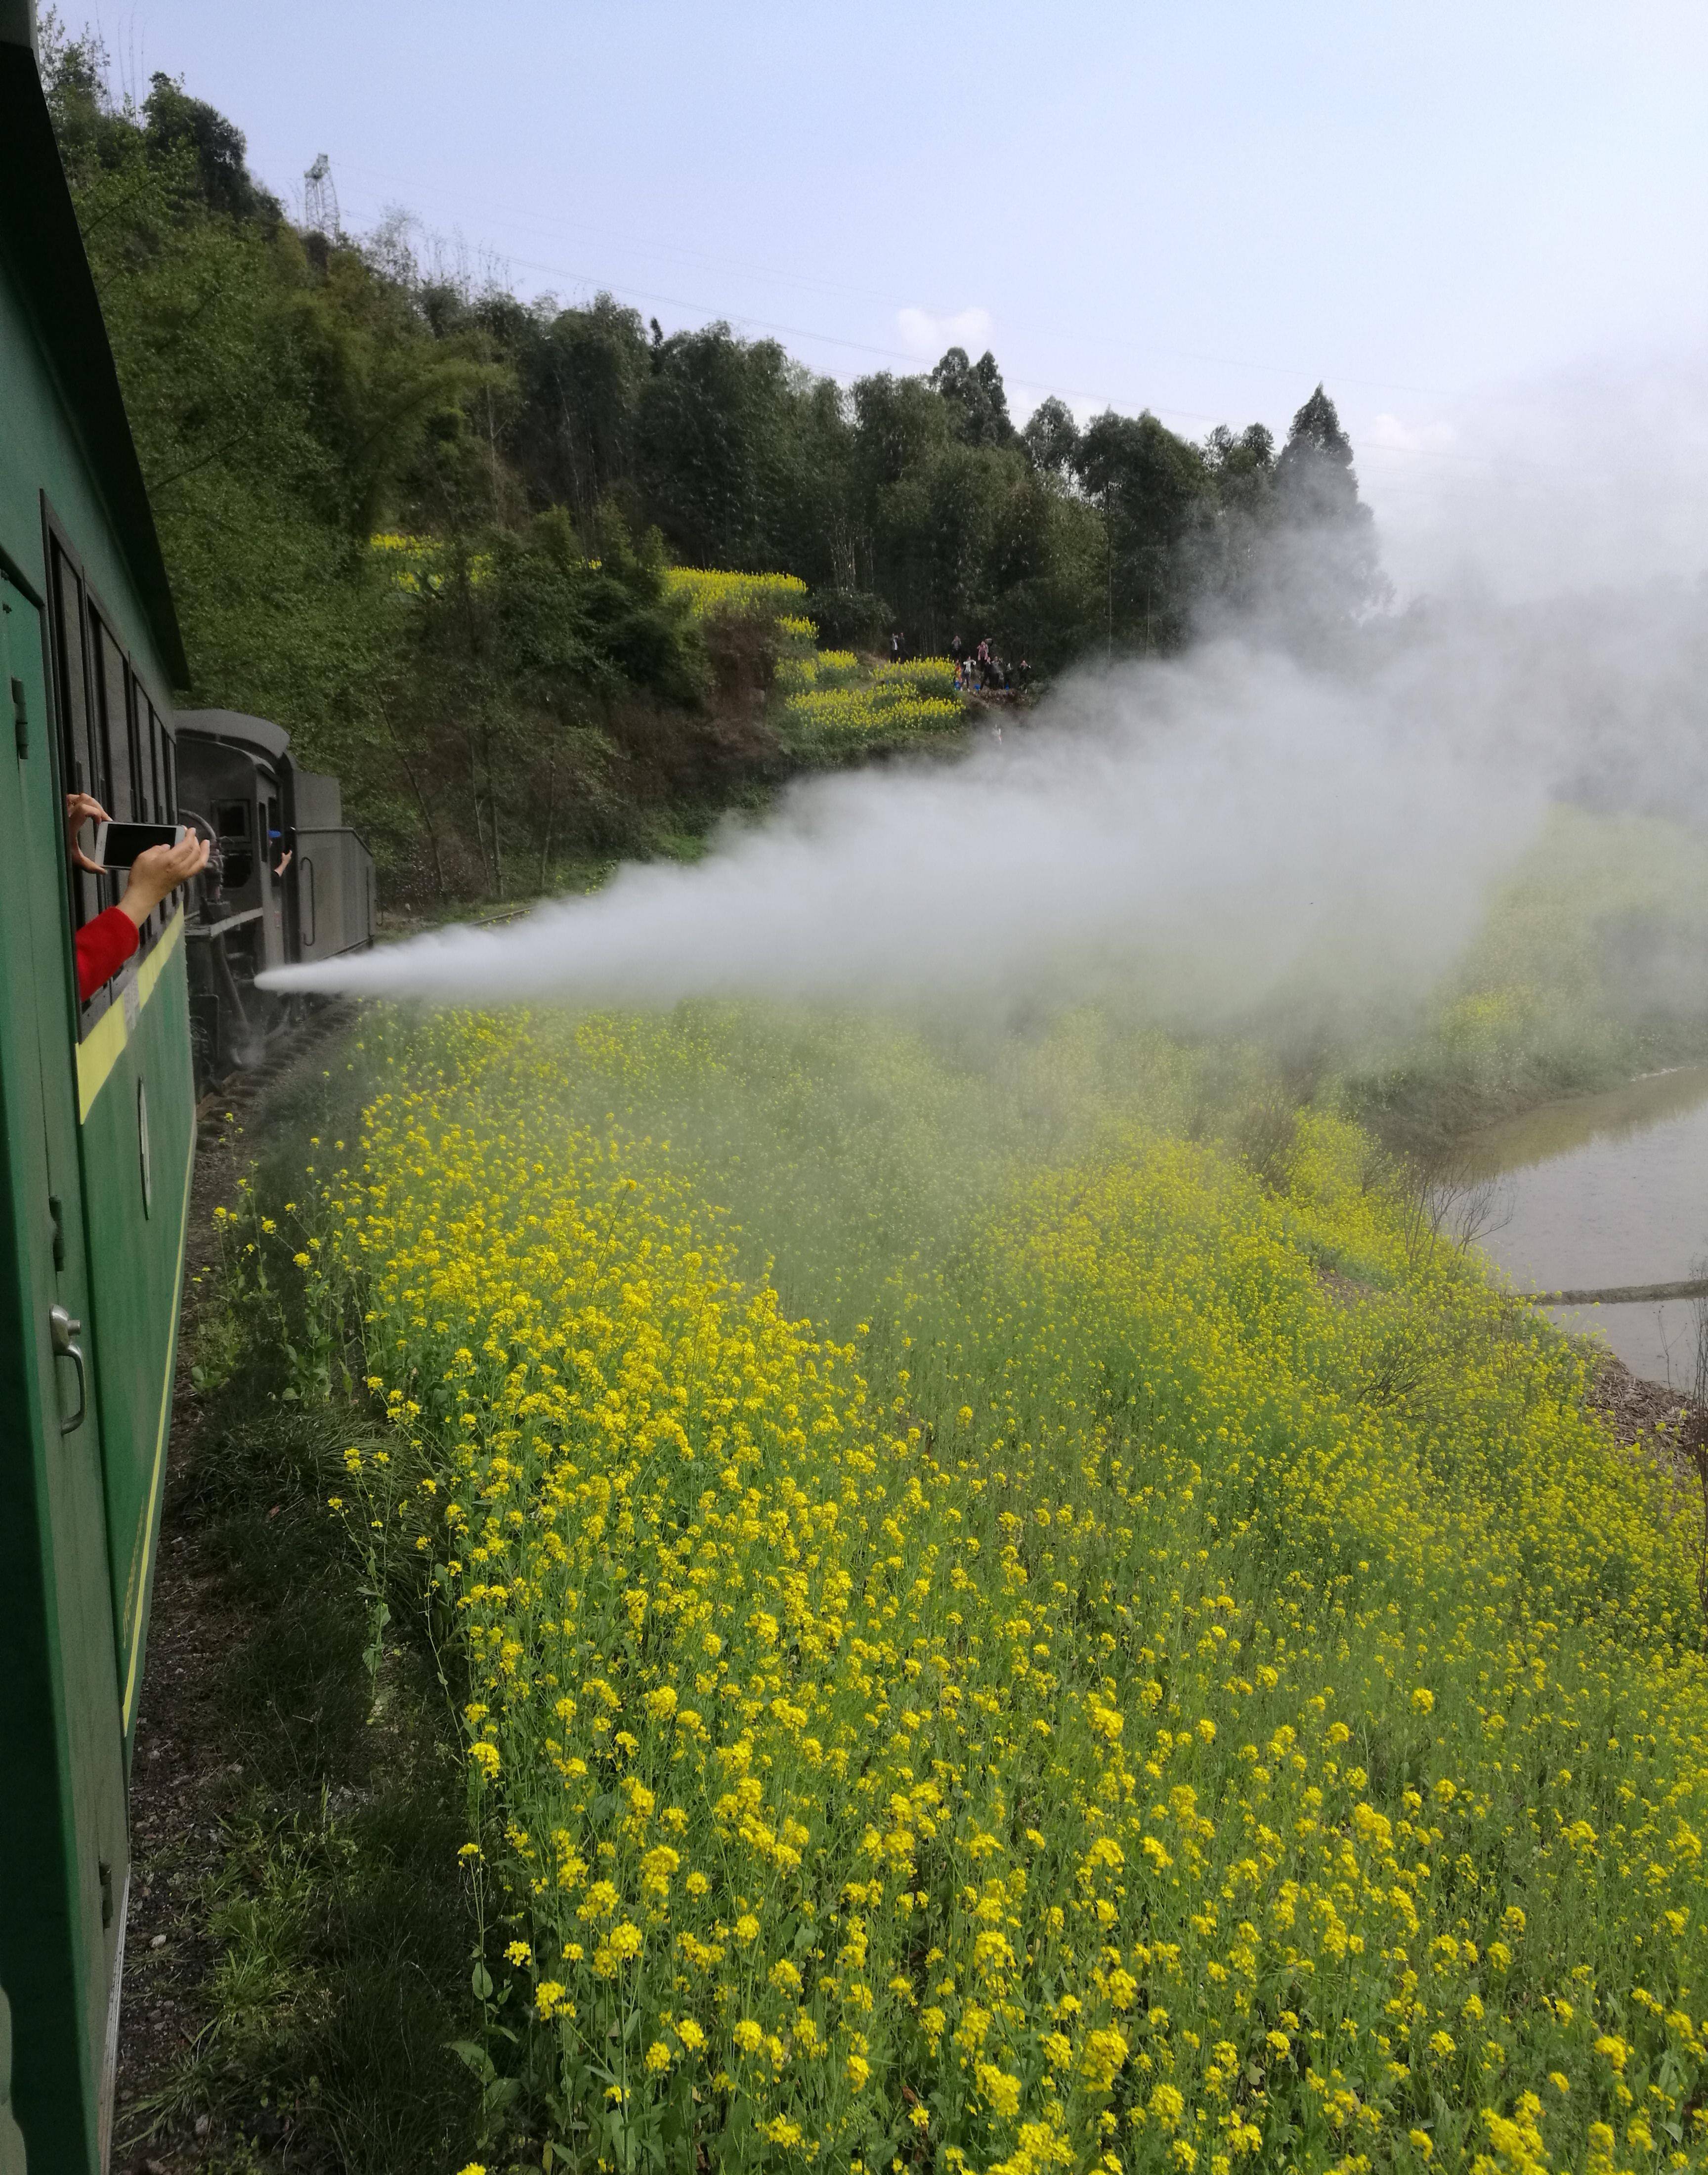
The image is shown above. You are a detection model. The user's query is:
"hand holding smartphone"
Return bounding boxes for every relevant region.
[94,820,186,868]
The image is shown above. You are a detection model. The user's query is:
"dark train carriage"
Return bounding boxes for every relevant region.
[176,709,376,1085]
[1,8,196,2170]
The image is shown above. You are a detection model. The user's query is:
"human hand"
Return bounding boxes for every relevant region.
[119,832,211,926]
[64,792,110,874]
[274,848,293,877]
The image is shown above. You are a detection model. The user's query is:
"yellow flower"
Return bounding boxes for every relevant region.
[310,999,1708,2175]
[976,2064,1022,2117]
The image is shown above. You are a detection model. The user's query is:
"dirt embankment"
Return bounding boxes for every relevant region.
[1589,1356,1708,1490]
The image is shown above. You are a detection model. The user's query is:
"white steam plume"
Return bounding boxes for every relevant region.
[261,638,1554,1024]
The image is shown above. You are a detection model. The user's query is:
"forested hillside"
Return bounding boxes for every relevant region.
[45,22,1383,901]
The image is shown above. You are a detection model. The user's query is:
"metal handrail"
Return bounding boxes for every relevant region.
[187,906,264,939]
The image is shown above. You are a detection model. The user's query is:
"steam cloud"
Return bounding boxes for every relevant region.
[262,641,1555,1025]
[260,359,1708,1026]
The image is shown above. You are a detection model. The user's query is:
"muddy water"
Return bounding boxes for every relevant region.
[1458,1066,1708,1387]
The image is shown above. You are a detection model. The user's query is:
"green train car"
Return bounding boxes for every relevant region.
[1,6,197,2167]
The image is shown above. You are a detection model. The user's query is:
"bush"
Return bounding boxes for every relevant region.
[801,587,891,650]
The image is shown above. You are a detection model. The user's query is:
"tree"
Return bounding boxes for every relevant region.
[1267,385,1388,632]
[1022,396,1080,480]
[1182,422,1279,621]
[636,324,803,569]
[143,71,280,221]
[512,293,650,522]
[852,372,953,492]
[928,346,1019,450]
[1275,386,1360,528]
[1073,409,1208,649]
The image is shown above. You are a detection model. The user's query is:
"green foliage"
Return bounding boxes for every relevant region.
[928,343,1020,450]
[42,23,1387,907]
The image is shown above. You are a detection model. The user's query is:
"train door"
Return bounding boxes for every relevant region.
[0,575,128,2166]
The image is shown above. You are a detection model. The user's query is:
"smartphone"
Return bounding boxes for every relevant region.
[94,820,186,868]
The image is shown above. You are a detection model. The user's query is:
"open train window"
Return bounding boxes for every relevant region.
[215,798,254,888]
[48,536,106,931]
[44,507,179,1015]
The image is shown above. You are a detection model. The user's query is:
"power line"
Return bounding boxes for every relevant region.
[323,152,1462,405]
[316,166,1569,473]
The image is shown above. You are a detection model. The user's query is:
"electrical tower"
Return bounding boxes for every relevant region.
[303,153,339,236]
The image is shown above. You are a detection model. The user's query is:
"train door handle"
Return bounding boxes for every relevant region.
[49,1305,86,1435]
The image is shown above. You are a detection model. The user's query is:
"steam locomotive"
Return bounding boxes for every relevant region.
[0,15,372,2168]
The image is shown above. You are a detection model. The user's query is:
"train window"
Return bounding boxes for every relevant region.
[130,687,158,938]
[216,798,251,838]
[127,669,145,822]
[162,728,177,818]
[137,697,153,819]
[93,619,132,819]
[93,623,134,925]
[143,700,163,823]
[48,539,103,929]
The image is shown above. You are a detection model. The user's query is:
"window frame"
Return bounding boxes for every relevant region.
[42,498,178,1031]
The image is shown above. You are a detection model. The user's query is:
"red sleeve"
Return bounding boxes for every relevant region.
[75,906,139,1003]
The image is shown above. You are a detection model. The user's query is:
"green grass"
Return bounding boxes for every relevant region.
[122,1064,486,2175]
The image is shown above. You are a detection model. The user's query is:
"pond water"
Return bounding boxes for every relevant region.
[1459,1066,1708,1389]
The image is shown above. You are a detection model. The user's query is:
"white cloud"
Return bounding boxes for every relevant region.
[896,305,992,361]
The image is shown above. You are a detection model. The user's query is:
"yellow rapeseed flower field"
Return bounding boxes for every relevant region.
[286,1007,1708,2175]
[874,655,961,700]
[664,568,810,621]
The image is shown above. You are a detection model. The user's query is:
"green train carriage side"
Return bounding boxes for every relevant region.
[1,7,197,2170]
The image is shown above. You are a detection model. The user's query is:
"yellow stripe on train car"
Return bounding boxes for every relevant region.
[76,905,184,1122]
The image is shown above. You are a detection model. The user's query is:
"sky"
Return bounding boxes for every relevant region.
[76,0,1708,595]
